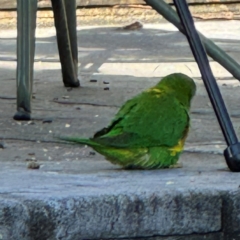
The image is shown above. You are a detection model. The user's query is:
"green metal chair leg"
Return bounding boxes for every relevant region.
[14,0,37,120]
[145,0,240,82]
[51,0,80,87]
[64,0,78,77]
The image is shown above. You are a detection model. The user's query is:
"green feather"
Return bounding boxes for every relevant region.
[59,73,196,169]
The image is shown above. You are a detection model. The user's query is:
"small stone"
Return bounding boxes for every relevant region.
[42,118,53,123]
[0,142,5,149]
[89,151,96,156]
[122,21,143,30]
[90,79,97,83]
[62,96,69,99]
[27,161,40,169]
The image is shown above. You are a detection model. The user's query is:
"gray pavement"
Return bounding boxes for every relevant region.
[1,21,240,239]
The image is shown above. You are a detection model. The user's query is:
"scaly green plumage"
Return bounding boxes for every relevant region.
[60,73,196,169]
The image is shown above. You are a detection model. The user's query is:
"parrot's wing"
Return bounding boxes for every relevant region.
[93,90,190,148]
[93,96,139,138]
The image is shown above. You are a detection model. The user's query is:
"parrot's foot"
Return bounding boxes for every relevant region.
[63,78,80,88]
[169,162,183,169]
[13,109,31,121]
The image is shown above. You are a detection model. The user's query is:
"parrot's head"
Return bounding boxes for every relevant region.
[156,73,196,108]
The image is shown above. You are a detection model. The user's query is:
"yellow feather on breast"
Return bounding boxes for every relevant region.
[169,127,189,156]
[169,139,184,156]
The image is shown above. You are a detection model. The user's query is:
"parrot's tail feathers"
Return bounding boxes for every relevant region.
[58,136,100,147]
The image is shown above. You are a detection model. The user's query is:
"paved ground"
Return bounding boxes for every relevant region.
[1,21,240,239]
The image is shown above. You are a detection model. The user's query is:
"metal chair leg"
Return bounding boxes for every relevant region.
[173,0,240,172]
[51,0,80,87]
[64,0,78,78]
[14,0,37,120]
[144,0,240,82]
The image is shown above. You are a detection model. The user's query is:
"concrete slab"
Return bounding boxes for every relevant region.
[0,21,240,239]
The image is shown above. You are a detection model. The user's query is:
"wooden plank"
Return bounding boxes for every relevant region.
[0,0,240,10]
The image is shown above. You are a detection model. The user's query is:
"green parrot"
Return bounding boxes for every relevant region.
[60,73,196,169]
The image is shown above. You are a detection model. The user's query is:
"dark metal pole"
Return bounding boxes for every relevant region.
[51,0,80,87]
[144,0,240,82]
[14,0,38,120]
[64,0,78,77]
[173,0,240,172]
